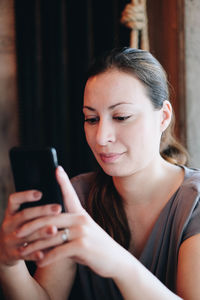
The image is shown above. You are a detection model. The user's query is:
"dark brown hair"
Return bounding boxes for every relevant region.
[85,47,188,249]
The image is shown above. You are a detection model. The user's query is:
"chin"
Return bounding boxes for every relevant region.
[100,165,130,178]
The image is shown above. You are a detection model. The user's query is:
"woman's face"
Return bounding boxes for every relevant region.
[83,69,167,177]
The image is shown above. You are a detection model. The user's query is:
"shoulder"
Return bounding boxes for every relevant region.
[168,166,200,231]
[180,166,200,195]
[173,166,200,211]
[175,166,200,241]
[177,233,200,299]
[70,172,96,207]
[175,166,200,214]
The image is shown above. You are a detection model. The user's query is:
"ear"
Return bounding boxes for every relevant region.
[160,100,172,132]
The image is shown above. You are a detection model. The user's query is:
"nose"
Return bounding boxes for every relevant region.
[96,119,116,146]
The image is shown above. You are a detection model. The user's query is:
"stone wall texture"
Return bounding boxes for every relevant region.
[0,0,19,222]
[185,0,200,167]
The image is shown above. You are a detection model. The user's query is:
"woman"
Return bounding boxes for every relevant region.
[1,47,200,299]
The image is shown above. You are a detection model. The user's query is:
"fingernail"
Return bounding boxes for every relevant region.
[35,251,44,261]
[46,225,57,235]
[51,204,61,212]
[33,191,42,199]
[57,166,65,176]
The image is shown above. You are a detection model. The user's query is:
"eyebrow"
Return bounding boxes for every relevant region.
[82,102,134,111]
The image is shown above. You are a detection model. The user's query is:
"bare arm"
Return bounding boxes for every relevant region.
[0,261,50,300]
[113,250,182,300]
[176,233,200,300]
[34,258,76,300]
[0,259,76,300]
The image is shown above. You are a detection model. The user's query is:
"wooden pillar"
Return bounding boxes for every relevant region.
[147,0,186,144]
[0,0,19,221]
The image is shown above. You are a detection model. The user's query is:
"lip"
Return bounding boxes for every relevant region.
[99,153,123,163]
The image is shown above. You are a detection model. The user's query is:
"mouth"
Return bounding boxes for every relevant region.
[99,152,123,163]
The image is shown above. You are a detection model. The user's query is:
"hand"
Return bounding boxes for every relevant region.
[0,190,61,267]
[18,166,130,278]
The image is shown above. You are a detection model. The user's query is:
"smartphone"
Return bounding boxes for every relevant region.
[9,147,64,211]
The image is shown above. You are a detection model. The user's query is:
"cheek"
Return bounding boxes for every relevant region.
[137,118,161,152]
[123,121,147,142]
[126,119,158,149]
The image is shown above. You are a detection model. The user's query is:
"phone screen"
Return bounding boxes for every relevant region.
[9,147,64,211]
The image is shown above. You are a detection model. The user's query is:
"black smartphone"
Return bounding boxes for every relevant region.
[9,147,64,211]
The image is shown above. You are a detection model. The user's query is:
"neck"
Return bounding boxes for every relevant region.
[112,157,182,207]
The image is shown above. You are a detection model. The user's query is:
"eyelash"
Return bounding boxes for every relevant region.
[84,116,131,124]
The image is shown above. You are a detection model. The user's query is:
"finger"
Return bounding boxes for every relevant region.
[22,225,58,244]
[15,203,61,225]
[23,250,45,262]
[16,212,86,238]
[56,166,83,213]
[4,204,61,234]
[7,190,42,215]
[36,240,84,267]
[18,223,87,258]
[3,225,57,260]
[18,229,71,256]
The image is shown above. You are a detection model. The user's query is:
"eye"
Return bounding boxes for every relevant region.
[113,116,131,121]
[84,117,99,124]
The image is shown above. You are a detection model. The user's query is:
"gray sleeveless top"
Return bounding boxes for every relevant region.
[69,166,200,299]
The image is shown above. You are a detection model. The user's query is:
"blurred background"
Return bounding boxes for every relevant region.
[0,0,200,222]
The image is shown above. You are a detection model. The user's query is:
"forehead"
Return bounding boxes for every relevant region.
[84,69,149,107]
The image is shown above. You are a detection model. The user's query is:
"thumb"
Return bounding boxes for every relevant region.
[56,166,83,213]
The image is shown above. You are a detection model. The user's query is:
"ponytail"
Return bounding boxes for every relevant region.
[160,114,188,165]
